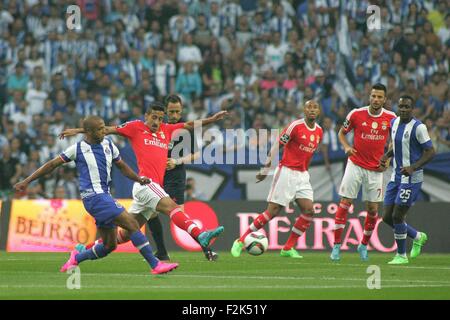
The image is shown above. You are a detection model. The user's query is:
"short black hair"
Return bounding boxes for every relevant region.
[372,83,387,93]
[83,115,104,132]
[164,94,182,107]
[399,94,415,104]
[145,101,165,114]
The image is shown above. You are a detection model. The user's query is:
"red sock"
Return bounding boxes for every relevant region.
[361,213,378,245]
[239,211,272,242]
[85,240,98,250]
[170,206,202,239]
[334,202,350,244]
[283,214,313,250]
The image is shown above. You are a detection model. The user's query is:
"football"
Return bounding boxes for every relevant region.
[244,232,268,256]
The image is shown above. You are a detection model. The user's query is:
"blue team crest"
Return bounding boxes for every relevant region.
[104,147,111,155]
[404,131,409,139]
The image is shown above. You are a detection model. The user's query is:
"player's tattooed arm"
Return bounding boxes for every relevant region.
[59,126,118,139]
[401,146,436,176]
[14,156,65,192]
[183,111,228,130]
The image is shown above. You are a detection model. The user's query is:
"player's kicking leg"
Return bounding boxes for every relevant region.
[154,197,224,248]
[280,198,315,259]
[61,200,177,274]
[231,202,282,257]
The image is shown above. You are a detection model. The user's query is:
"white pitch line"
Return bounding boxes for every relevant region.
[1,284,450,290]
[2,271,450,284]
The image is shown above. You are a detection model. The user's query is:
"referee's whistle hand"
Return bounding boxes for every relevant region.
[166,158,177,170]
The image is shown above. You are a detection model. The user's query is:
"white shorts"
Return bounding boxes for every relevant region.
[267,166,314,206]
[339,159,383,202]
[128,181,169,221]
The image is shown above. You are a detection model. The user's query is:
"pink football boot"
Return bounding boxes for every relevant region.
[60,250,79,272]
[151,261,179,275]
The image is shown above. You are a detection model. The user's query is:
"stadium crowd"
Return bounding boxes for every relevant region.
[0,0,449,200]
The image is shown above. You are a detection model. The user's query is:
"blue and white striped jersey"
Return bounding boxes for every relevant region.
[390,117,433,184]
[60,139,121,198]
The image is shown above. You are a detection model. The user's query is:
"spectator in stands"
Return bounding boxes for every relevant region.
[0,0,447,200]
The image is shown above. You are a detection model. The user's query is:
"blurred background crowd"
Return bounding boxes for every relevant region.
[0,0,449,200]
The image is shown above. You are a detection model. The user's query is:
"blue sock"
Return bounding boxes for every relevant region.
[394,223,407,256]
[130,231,159,269]
[406,224,418,239]
[75,243,111,263]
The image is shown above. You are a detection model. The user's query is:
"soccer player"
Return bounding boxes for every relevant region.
[331,83,396,262]
[14,116,178,275]
[380,95,435,264]
[148,94,218,261]
[231,100,323,258]
[60,102,227,252]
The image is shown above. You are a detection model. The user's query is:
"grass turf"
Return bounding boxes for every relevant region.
[1,251,450,300]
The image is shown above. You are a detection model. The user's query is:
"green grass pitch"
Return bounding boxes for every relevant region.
[1,251,450,300]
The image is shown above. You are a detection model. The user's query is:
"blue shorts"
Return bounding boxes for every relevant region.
[384,181,422,207]
[82,193,125,229]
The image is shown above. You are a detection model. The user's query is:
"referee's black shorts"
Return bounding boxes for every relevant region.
[164,180,186,205]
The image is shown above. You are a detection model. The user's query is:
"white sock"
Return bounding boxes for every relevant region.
[414,232,421,241]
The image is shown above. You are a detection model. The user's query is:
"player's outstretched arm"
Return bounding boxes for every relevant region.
[183,111,228,130]
[14,156,65,192]
[114,159,151,185]
[338,127,356,156]
[59,126,118,139]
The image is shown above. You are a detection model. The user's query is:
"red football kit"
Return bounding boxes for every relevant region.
[279,119,323,171]
[342,106,396,171]
[116,120,185,185]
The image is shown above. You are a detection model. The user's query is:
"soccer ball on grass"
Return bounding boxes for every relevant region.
[243,231,268,256]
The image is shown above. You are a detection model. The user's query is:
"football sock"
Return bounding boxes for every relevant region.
[85,240,99,250]
[394,223,407,256]
[333,202,350,244]
[130,231,159,269]
[147,217,168,255]
[283,214,312,250]
[169,206,202,239]
[75,243,112,263]
[361,213,378,246]
[84,229,130,250]
[239,210,272,242]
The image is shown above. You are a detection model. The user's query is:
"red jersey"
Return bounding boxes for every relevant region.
[279,119,323,171]
[116,120,185,185]
[342,106,396,171]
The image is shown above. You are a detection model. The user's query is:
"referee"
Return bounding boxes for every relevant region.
[147,94,218,261]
